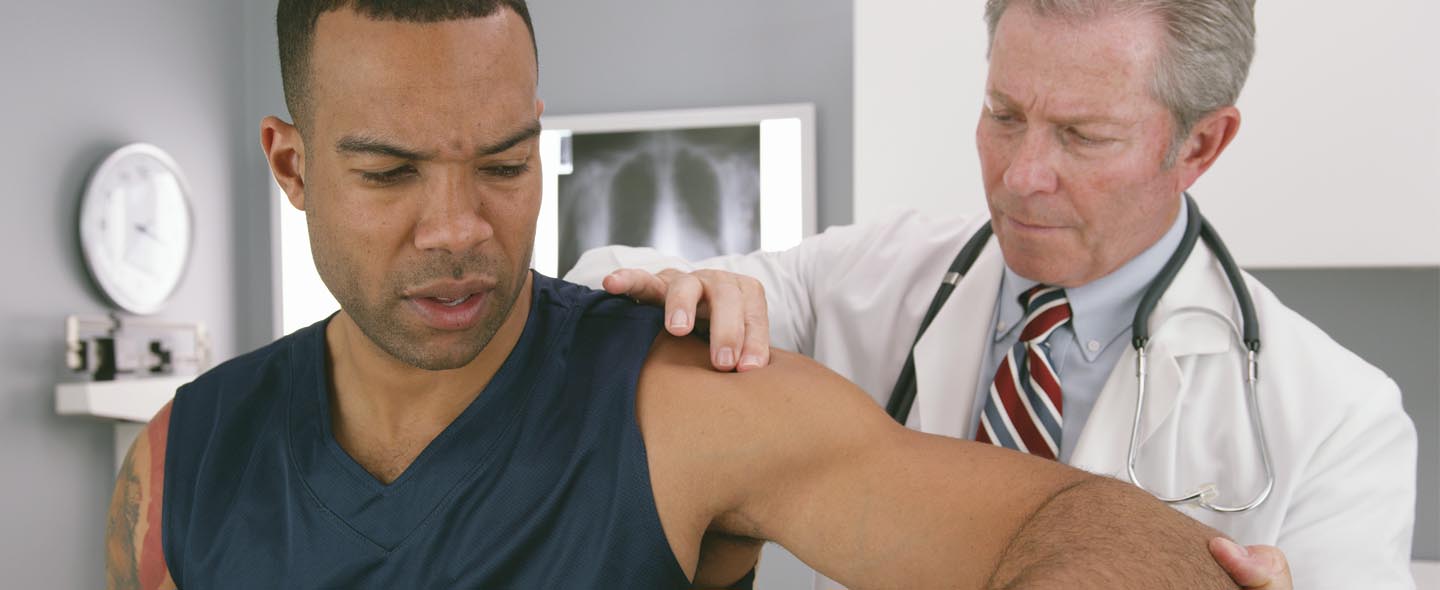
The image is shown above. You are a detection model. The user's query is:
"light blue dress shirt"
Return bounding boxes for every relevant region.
[969,198,1188,462]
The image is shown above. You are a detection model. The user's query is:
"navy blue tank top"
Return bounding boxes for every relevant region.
[161,274,691,588]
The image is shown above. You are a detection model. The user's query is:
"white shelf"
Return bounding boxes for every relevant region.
[55,375,192,423]
[1415,561,1439,589]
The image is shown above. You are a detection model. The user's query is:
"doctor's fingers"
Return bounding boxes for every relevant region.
[1208,538,1293,590]
[686,270,769,372]
[653,268,706,338]
[688,271,747,371]
[603,268,671,305]
[659,269,770,372]
[734,275,770,373]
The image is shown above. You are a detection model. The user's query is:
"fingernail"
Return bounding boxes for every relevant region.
[717,348,735,367]
[739,355,763,370]
[670,310,688,329]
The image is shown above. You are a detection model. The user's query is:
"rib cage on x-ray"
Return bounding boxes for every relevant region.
[557,126,761,276]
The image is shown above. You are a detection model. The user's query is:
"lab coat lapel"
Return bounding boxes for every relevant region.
[910,234,1005,438]
[1069,340,1183,477]
[1069,245,1237,476]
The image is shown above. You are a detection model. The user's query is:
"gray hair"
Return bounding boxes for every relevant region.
[983,0,1256,165]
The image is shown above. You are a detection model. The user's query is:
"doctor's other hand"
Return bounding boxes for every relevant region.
[602,268,771,372]
[1210,537,1293,590]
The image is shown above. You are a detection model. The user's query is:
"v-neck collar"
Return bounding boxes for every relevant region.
[285,276,560,552]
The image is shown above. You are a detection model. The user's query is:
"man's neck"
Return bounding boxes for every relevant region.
[323,274,534,482]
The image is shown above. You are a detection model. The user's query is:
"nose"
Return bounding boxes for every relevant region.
[412,171,494,254]
[1002,128,1059,197]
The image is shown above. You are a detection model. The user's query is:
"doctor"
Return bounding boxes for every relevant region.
[567,0,1418,588]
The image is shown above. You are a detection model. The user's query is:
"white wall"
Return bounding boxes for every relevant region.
[854,0,1440,268]
[854,0,989,226]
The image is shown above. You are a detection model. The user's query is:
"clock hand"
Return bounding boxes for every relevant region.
[134,223,165,244]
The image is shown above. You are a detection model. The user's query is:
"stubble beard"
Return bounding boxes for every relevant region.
[317,244,531,372]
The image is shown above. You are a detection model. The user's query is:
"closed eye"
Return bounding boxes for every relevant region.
[1064,126,1112,146]
[360,165,417,185]
[987,110,1020,124]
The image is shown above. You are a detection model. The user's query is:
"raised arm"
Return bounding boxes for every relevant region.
[639,336,1240,589]
[106,403,176,590]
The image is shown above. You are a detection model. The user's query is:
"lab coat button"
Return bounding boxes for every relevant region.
[1087,340,1101,353]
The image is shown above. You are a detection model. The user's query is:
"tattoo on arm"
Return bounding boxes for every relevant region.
[106,403,174,590]
[106,443,145,590]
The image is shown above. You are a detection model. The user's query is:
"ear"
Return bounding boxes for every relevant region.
[260,116,308,211]
[1173,106,1240,191]
[535,98,546,119]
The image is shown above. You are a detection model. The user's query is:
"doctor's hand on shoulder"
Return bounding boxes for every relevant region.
[603,267,772,373]
[601,266,1294,590]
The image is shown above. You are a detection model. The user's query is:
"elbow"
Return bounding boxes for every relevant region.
[987,476,1239,590]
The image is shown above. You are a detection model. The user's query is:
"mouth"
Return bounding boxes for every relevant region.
[403,278,498,331]
[1002,214,1066,233]
[429,294,474,307]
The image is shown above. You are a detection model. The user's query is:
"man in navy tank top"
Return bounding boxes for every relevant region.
[106,2,1254,588]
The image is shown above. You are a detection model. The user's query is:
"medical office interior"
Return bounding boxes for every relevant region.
[2,0,1437,587]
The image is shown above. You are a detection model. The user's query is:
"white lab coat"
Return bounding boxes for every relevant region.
[567,210,1419,590]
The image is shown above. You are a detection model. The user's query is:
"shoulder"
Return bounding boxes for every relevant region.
[171,321,317,422]
[107,401,177,589]
[633,334,909,560]
[1240,275,1412,438]
[538,273,664,322]
[639,333,889,422]
[636,334,903,499]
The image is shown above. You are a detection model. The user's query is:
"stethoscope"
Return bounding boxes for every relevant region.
[885,194,1275,513]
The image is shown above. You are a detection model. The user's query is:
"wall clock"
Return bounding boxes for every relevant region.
[78,143,194,315]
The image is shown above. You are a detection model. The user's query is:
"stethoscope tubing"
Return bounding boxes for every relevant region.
[886,193,1274,513]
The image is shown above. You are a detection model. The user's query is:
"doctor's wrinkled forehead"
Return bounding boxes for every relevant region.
[275,0,538,132]
[983,0,1255,156]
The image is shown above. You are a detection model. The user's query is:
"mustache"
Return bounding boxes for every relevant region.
[391,252,507,290]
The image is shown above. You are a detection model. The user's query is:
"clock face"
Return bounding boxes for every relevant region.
[79,144,194,315]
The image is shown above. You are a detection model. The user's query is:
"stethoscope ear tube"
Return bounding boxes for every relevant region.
[1132,194,1206,351]
[885,224,994,422]
[1198,213,1261,352]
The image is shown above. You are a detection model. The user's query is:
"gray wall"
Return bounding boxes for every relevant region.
[234,0,288,354]
[1251,268,1440,560]
[0,0,243,586]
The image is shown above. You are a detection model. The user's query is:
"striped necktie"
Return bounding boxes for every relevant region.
[976,285,1070,460]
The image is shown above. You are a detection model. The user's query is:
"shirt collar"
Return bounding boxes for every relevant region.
[994,195,1188,362]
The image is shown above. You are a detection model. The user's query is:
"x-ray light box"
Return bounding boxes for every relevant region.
[536,103,817,278]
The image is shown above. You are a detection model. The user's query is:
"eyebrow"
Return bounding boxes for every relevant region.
[335,121,543,160]
[986,89,1017,108]
[986,90,1126,127]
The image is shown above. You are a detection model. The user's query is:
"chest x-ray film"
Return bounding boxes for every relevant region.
[535,105,816,278]
[558,126,760,274]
